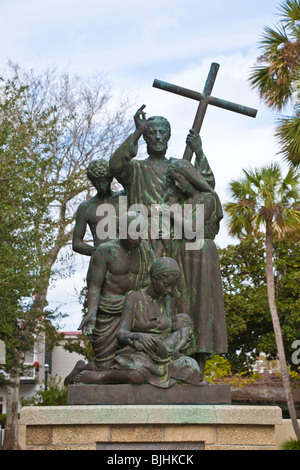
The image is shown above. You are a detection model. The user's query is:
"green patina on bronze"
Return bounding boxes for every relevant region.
[65,64,252,390]
[73,257,201,387]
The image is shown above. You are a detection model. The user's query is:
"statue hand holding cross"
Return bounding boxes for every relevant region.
[186,129,203,158]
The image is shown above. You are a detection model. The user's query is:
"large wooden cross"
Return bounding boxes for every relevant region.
[153,62,257,161]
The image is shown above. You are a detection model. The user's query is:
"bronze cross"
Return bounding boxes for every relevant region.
[153,62,258,161]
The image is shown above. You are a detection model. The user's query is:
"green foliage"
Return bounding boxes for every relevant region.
[0,63,131,380]
[276,110,300,165]
[204,355,262,387]
[249,0,300,107]
[249,0,300,166]
[219,237,300,372]
[274,240,300,368]
[223,161,300,370]
[0,414,6,427]
[0,62,131,450]
[204,355,232,381]
[63,334,94,362]
[20,376,67,407]
[224,162,300,240]
[220,237,271,371]
[0,72,65,376]
[281,438,300,450]
[62,286,94,362]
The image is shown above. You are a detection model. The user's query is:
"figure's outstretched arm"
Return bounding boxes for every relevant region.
[109,105,147,183]
[72,203,94,256]
[186,129,215,189]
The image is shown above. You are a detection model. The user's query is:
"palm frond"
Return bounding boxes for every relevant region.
[276,112,300,166]
[278,166,300,200]
[228,177,256,201]
[225,163,300,242]
[249,64,293,110]
[249,5,300,110]
[279,0,300,38]
[259,24,289,53]
[224,201,256,238]
[272,207,300,239]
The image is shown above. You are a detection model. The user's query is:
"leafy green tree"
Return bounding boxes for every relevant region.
[20,376,67,407]
[219,237,300,372]
[204,355,232,382]
[62,286,94,361]
[0,64,131,449]
[0,73,63,449]
[225,162,300,439]
[249,0,300,166]
[274,240,300,364]
[7,64,131,323]
[219,237,271,372]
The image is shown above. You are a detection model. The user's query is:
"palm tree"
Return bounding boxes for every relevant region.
[249,0,300,166]
[225,162,300,439]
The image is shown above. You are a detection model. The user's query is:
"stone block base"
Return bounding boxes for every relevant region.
[67,384,231,405]
[19,404,282,451]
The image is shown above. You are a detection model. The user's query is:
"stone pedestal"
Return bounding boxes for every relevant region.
[19,404,282,451]
[67,384,231,405]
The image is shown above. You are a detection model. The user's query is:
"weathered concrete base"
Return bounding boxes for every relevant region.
[67,384,231,405]
[19,404,282,450]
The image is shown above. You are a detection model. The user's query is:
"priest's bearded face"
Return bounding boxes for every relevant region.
[143,117,171,157]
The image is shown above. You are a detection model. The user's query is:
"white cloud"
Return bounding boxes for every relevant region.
[1,0,286,329]
[120,51,281,251]
[0,0,280,76]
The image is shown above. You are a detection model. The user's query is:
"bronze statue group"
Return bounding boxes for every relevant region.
[64,105,227,388]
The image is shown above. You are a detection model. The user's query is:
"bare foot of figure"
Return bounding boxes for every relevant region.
[64,360,86,385]
[74,370,105,384]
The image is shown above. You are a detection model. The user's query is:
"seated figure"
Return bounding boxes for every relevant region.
[64,211,154,385]
[75,257,201,387]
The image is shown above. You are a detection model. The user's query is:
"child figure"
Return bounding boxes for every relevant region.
[163,313,196,359]
[132,313,196,360]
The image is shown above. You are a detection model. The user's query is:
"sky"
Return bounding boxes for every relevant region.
[1,0,289,331]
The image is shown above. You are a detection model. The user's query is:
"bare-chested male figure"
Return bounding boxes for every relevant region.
[72,158,124,256]
[64,211,154,384]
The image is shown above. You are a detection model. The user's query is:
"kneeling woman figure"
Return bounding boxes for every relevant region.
[75,257,201,387]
